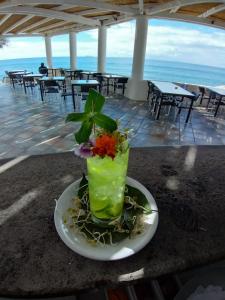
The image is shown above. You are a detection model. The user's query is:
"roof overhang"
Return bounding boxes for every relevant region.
[0,0,225,37]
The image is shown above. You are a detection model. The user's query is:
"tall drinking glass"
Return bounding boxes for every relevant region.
[87,148,129,225]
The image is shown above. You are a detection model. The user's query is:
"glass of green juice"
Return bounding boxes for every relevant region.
[87,148,129,225]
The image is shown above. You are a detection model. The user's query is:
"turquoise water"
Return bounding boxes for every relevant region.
[1,56,225,86]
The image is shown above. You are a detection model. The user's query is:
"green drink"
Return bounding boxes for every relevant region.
[87,148,129,224]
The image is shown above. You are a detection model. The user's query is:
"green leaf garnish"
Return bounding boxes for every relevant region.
[66,113,89,122]
[78,174,88,199]
[85,89,105,113]
[93,113,118,133]
[75,119,93,144]
[125,185,152,214]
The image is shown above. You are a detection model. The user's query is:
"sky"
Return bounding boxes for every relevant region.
[0,18,225,68]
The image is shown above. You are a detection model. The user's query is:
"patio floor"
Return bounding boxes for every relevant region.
[1,82,225,159]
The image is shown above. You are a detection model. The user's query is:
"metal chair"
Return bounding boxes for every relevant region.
[198,86,210,106]
[23,76,36,93]
[175,92,199,122]
[96,75,107,94]
[41,80,61,101]
[113,77,128,95]
[8,72,23,88]
[79,85,99,101]
[61,81,72,100]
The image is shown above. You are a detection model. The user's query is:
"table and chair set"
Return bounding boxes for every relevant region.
[147,80,198,123]
[5,69,129,110]
[198,85,225,117]
[147,80,225,122]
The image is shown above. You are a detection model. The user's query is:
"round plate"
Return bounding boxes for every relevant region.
[54,176,159,261]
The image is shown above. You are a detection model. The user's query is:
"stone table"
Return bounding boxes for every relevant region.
[1,146,225,296]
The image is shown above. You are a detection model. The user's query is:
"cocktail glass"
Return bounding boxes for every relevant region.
[87,148,129,225]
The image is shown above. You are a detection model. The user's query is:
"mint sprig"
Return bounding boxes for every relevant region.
[66,89,117,144]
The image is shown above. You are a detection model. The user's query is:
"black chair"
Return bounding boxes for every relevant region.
[74,70,83,79]
[93,72,102,78]
[155,93,176,120]
[23,76,36,93]
[206,92,225,116]
[96,75,107,94]
[148,82,165,114]
[114,77,128,95]
[8,72,23,88]
[60,68,71,80]
[198,86,210,106]
[79,85,99,101]
[61,81,72,100]
[175,92,199,122]
[42,80,60,96]
[47,68,57,76]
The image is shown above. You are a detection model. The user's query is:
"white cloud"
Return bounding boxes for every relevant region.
[147,24,225,67]
[1,21,225,68]
[0,37,46,59]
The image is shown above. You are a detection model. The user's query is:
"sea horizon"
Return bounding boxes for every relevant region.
[1,56,225,87]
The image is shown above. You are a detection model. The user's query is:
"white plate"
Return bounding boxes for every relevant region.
[54,176,159,261]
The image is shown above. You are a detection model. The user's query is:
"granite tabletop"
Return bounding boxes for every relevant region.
[0,146,225,297]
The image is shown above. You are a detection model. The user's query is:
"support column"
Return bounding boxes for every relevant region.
[69,31,77,70]
[126,16,148,101]
[44,35,53,68]
[98,26,107,73]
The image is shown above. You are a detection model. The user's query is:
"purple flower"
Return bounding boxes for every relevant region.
[74,141,93,158]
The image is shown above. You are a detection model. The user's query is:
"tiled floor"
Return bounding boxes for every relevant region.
[1,82,225,159]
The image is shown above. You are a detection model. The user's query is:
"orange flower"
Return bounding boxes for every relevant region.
[92,134,117,159]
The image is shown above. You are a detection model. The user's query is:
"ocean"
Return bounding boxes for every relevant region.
[1,56,225,86]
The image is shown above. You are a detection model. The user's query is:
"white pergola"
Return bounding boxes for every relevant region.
[1,0,225,100]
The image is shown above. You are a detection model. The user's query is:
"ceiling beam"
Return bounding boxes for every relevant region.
[0,6,101,26]
[147,0,225,16]
[103,15,133,26]
[152,11,225,30]
[34,20,71,32]
[17,9,112,33]
[17,17,52,33]
[45,23,87,35]
[2,15,33,33]
[53,4,79,11]
[198,3,225,17]
[4,33,42,37]
[0,0,138,15]
[0,13,12,26]
[76,8,114,16]
[170,6,180,13]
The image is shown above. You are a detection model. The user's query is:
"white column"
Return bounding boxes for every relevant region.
[126,16,148,101]
[44,35,53,68]
[98,26,107,73]
[69,31,77,70]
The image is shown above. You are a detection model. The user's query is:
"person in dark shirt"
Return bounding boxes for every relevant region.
[38,63,48,75]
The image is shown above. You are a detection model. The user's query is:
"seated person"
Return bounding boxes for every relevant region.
[38,63,48,75]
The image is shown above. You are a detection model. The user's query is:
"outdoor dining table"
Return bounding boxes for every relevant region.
[12,71,32,76]
[8,70,26,74]
[71,79,100,111]
[1,146,225,296]
[151,80,196,123]
[38,76,65,101]
[205,86,225,117]
[102,74,125,95]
